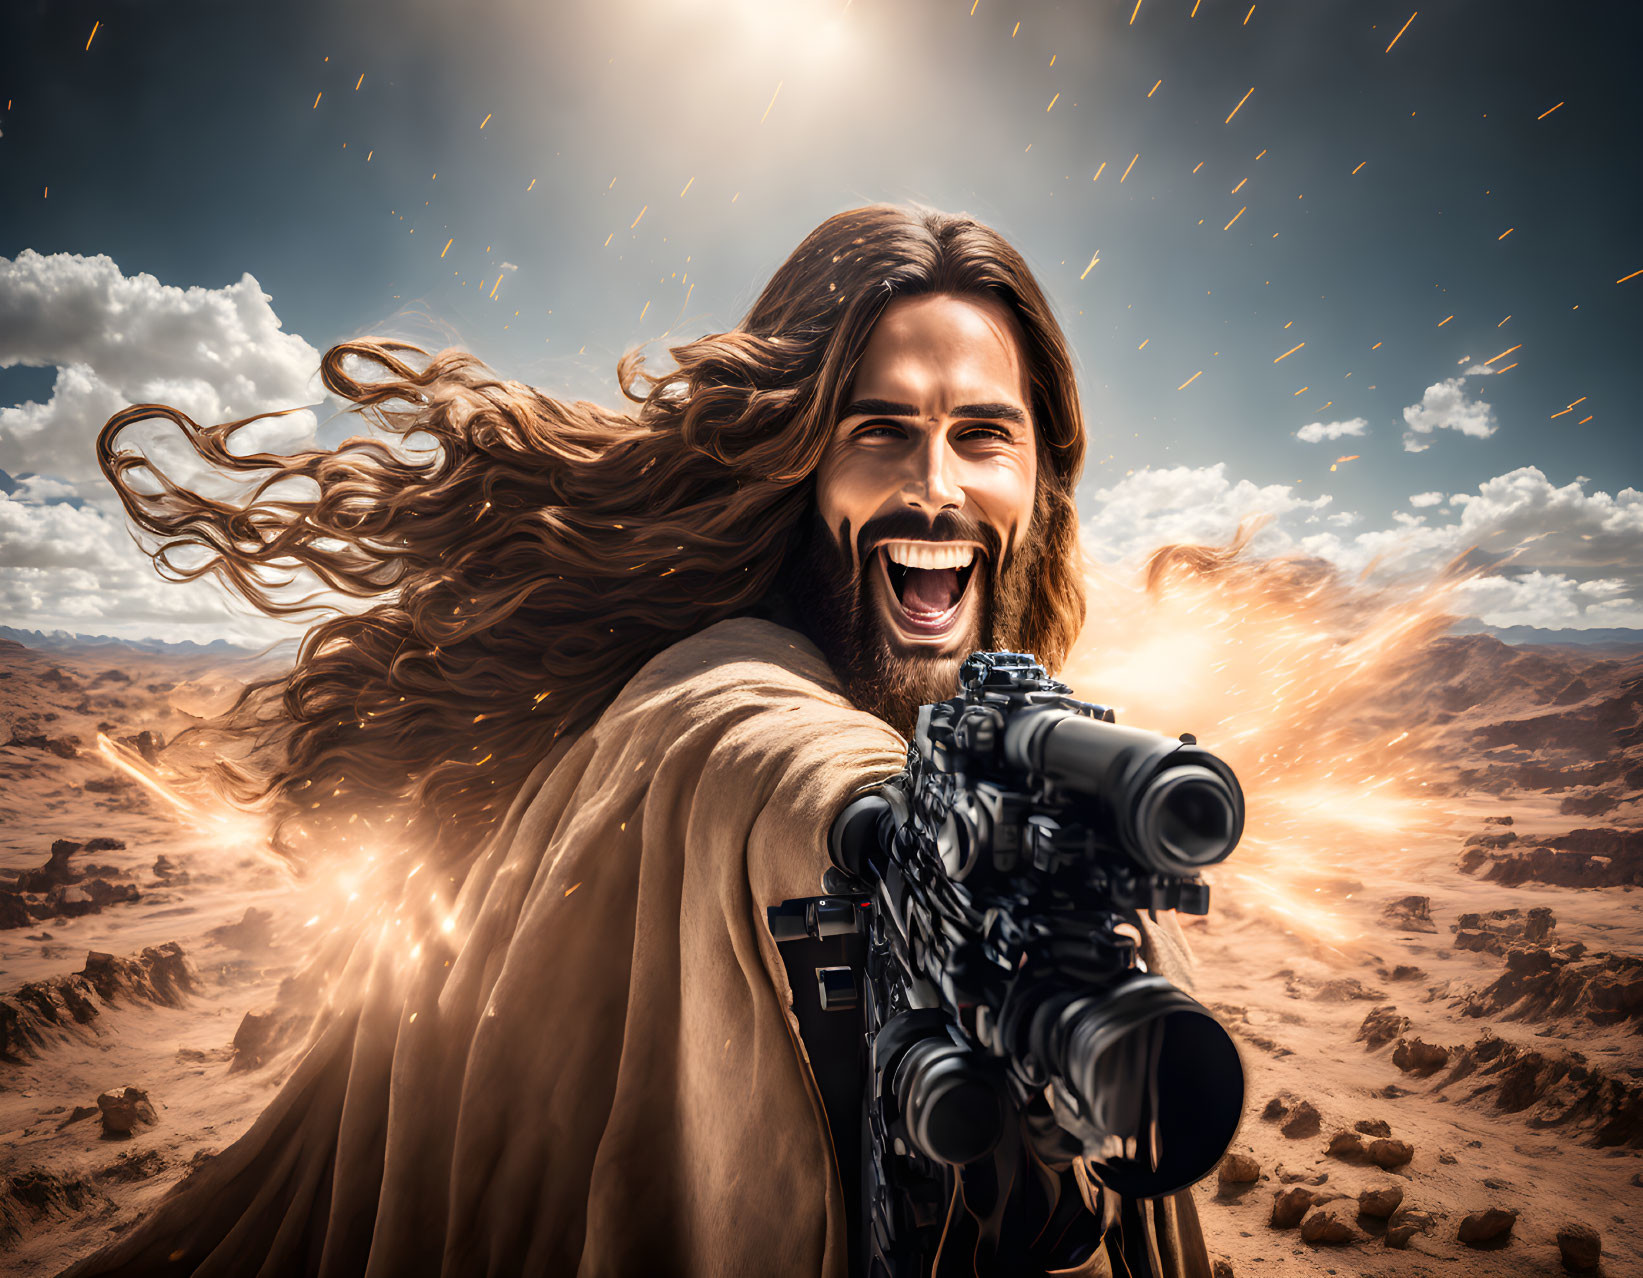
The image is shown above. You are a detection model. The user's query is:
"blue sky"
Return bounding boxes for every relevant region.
[1,0,1639,642]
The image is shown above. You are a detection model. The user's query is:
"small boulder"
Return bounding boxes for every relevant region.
[1270,1187,1317,1229]
[1300,1207,1356,1245]
[0,891,31,930]
[1385,1205,1437,1249]
[1216,1152,1261,1188]
[97,1086,157,1138]
[1354,1118,1392,1137]
[1280,1100,1322,1138]
[1357,1005,1409,1049]
[1358,1185,1404,1218]
[1392,1037,1450,1076]
[1211,1262,1234,1278]
[1326,1131,1364,1160]
[55,1104,99,1131]
[1457,1207,1517,1247]
[1381,895,1437,933]
[1367,1138,1414,1169]
[1556,1221,1601,1271]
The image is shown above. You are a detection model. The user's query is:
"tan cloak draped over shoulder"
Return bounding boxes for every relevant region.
[62,618,1213,1278]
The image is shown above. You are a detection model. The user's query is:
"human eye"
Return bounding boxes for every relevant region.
[853,419,906,439]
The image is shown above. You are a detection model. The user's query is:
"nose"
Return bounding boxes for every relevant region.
[901,431,964,514]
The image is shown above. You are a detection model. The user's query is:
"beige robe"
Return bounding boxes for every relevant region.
[62,618,1212,1278]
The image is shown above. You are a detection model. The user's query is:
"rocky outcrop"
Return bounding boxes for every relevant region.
[0,943,197,1061]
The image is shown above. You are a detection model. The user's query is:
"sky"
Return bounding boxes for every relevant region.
[1,0,1640,645]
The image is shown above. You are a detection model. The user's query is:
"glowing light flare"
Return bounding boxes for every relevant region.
[1225,87,1254,125]
[1385,12,1417,53]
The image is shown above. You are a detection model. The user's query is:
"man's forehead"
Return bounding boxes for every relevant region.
[847,294,1031,412]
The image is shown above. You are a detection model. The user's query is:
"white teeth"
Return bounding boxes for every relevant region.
[881,540,977,571]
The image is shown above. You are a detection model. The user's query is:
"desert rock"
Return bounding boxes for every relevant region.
[96,1086,157,1138]
[1354,1118,1392,1137]
[1367,1138,1414,1169]
[1457,1206,1517,1246]
[1385,1205,1438,1249]
[1299,1207,1356,1244]
[1556,1221,1602,1271]
[1357,1005,1409,1049]
[1216,1153,1261,1188]
[1381,895,1437,933]
[1358,1185,1404,1218]
[1270,1187,1319,1229]
[1279,1100,1321,1138]
[1325,1131,1364,1160]
[1392,1036,1450,1075]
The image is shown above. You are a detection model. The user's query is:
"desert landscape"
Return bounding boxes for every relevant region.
[1,621,1639,1276]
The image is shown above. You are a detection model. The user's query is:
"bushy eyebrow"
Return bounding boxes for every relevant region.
[841,398,1027,424]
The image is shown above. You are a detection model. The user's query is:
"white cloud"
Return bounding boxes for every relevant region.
[0,249,325,481]
[1083,464,1643,631]
[1400,375,1498,450]
[0,250,330,644]
[1296,417,1367,444]
[1408,491,1445,507]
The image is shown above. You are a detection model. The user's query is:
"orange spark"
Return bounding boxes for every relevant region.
[603,233,613,247]
[1148,80,1162,98]
[1121,153,1139,182]
[440,238,453,258]
[526,178,536,191]
[1244,5,1255,24]
[1191,0,1201,14]
[1617,268,1643,284]
[1437,315,1453,326]
[1139,339,1149,350]
[1351,161,1367,174]
[1577,415,1593,424]
[1231,177,1248,194]
[356,74,364,90]
[1565,396,1588,409]
[1537,101,1564,121]
[1226,87,1254,125]
[1274,342,1304,363]
[86,20,99,50]
[565,882,582,897]
[630,204,647,229]
[1012,21,1020,36]
[680,176,694,197]
[313,92,322,108]
[639,300,650,321]
[1293,386,1309,395]
[490,276,502,300]
[1225,206,1247,230]
[1484,344,1521,364]
[1047,93,1060,111]
[1178,371,1204,390]
[1092,161,1107,182]
[1386,12,1416,53]
[1192,161,1204,174]
[1080,252,1100,280]
[480,113,492,129]
[1496,362,1518,373]
[1498,227,1513,240]
[1129,0,1144,24]
[760,80,783,124]
[1498,314,1512,324]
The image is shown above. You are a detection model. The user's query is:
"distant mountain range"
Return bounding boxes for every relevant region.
[0,624,279,657]
[2,620,1639,661]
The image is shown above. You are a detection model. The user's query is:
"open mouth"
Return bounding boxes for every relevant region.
[871,539,984,644]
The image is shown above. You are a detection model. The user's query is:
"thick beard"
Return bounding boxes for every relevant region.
[787,507,1042,739]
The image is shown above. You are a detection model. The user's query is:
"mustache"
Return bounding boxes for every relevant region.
[853,509,1003,571]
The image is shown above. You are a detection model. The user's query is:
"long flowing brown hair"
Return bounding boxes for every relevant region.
[99,204,1088,867]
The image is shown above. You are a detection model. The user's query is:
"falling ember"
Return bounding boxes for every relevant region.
[441,238,453,258]
[1351,161,1367,174]
[1497,314,1512,325]
[490,276,502,300]
[1092,161,1107,182]
[1147,80,1162,98]
[1274,342,1304,363]
[1243,5,1255,24]
[1498,227,1514,240]
[1225,206,1246,230]
[759,80,783,125]
[1293,386,1309,396]
[1178,370,1204,390]
[1225,87,1254,125]
[1485,343,1521,364]
[1437,315,1453,326]
[480,113,492,129]
[1129,0,1143,23]
[1617,268,1643,285]
[1328,454,1360,471]
[1496,362,1518,373]
[1138,338,1149,350]
[1578,415,1593,424]
[639,299,650,321]
[1385,11,1417,53]
[526,178,535,191]
[1371,341,1383,350]
[565,882,582,897]
[680,176,694,197]
[1231,177,1248,194]
[630,204,647,229]
[1537,101,1565,120]
[86,20,100,50]
[1191,0,1201,15]
[1046,93,1060,111]
[1079,252,1100,280]
[1121,153,1139,182]
[313,92,322,108]
[356,74,364,90]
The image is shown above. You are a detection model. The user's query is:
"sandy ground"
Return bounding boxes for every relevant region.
[2,633,1639,1276]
